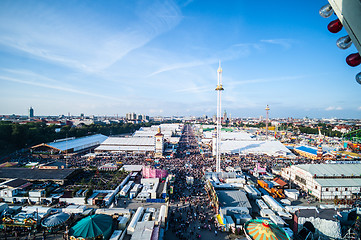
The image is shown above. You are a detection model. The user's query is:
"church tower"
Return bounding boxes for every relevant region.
[317,144,323,160]
[154,127,164,158]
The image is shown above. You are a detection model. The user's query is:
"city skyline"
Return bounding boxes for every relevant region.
[1,1,361,118]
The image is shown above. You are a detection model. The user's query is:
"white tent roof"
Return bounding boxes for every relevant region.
[94,136,155,152]
[296,163,361,177]
[95,145,154,152]
[220,140,294,156]
[46,134,107,151]
[99,137,154,146]
[203,131,254,140]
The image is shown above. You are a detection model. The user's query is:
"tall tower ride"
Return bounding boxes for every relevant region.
[265,105,270,140]
[215,61,224,172]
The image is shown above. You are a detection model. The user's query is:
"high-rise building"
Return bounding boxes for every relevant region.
[126,112,137,120]
[138,114,149,121]
[223,110,227,122]
[126,112,149,121]
[212,114,217,123]
[29,107,34,118]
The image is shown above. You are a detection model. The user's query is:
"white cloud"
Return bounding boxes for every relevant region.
[0,1,183,73]
[148,58,217,77]
[174,86,211,93]
[325,106,343,111]
[261,39,293,49]
[227,75,306,86]
[0,75,121,102]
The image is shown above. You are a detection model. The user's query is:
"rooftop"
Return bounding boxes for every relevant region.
[98,137,154,146]
[0,168,76,182]
[220,140,294,157]
[0,178,31,188]
[95,136,156,152]
[296,208,337,221]
[47,134,107,151]
[295,163,361,177]
[295,146,319,155]
[216,190,252,209]
[32,134,107,152]
[315,178,361,187]
[203,131,254,140]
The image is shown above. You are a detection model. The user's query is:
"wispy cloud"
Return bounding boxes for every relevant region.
[174,85,212,93]
[0,75,121,101]
[180,0,195,7]
[0,1,183,73]
[261,39,293,49]
[228,75,306,86]
[325,106,343,111]
[148,42,263,78]
[148,58,216,77]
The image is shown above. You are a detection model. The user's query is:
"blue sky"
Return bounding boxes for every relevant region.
[0,0,360,118]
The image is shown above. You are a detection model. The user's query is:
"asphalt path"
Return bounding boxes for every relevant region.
[164,125,238,240]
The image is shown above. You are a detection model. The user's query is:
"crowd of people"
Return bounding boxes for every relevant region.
[164,125,225,240]
[163,125,323,240]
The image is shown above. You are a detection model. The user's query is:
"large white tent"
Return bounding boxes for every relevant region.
[220,140,294,157]
[95,137,155,153]
[203,131,255,141]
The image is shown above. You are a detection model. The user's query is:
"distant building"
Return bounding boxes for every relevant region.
[212,114,217,123]
[126,112,137,120]
[95,137,155,155]
[71,119,95,126]
[95,124,180,156]
[282,163,361,201]
[223,110,227,123]
[29,107,34,118]
[139,114,149,121]
[293,145,335,160]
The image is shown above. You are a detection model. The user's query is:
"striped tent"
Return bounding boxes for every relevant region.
[244,220,290,240]
[42,212,70,228]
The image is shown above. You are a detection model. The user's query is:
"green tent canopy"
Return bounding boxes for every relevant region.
[69,214,113,240]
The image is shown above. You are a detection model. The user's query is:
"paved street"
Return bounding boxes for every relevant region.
[164,125,245,240]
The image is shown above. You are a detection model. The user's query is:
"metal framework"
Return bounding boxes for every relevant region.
[265,105,270,140]
[215,61,224,172]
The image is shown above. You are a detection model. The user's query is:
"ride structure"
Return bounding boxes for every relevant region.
[317,126,324,160]
[215,61,224,173]
[258,179,286,199]
[265,105,270,140]
[342,129,361,153]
